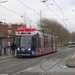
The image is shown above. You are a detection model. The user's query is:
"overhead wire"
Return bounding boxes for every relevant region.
[41,1,73,31]
[52,0,75,30]
[42,2,66,26]
[0,4,21,16]
[0,3,36,25]
[18,0,40,16]
[17,0,40,26]
[46,2,74,11]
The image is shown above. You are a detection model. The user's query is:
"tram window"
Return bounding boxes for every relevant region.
[37,38,41,48]
[32,36,36,41]
[44,39,49,48]
[51,36,53,47]
[21,36,31,47]
[15,36,21,47]
[55,39,57,47]
[32,36,37,48]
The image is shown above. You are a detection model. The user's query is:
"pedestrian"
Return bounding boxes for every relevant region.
[11,41,17,55]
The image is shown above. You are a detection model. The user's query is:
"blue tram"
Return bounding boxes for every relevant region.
[15,28,58,57]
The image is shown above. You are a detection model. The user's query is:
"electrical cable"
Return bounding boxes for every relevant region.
[43,2,66,26]
[46,2,74,11]
[18,0,40,16]
[53,0,75,28]
[0,4,21,16]
[41,1,74,31]
[0,3,36,25]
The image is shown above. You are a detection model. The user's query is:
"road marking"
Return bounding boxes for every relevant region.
[50,58,61,62]
[71,54,75,59]
[0,59,12,62]
[0,60,29,70]
[5,70,13,72]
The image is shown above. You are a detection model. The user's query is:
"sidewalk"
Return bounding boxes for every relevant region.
[66,54,75,68]
[0,55,14,61]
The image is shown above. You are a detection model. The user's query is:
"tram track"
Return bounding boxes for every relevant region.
[0,47,68,69]
[13,48,75,75]
[38,49,75,75]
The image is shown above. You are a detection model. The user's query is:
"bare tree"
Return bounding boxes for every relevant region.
[37,18,71,46]
[71,32,75,42]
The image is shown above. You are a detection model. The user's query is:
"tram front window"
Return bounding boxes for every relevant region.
[16,36,31,48]
[21,36,31,48]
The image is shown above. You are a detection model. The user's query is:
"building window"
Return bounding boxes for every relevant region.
[8,24,11,28]
[8,30,12,34]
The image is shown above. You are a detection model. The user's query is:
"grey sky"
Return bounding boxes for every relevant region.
[0,0,75,32]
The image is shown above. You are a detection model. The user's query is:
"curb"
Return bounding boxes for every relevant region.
[66,58,75,68]
[0,56,14,61]
[66,53,75,68]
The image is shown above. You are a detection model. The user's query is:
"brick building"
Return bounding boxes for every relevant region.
[0,22,26,55]
[0,23,18,36]
[0,22,25,46]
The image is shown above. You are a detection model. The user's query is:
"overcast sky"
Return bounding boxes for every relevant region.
[0,0,75,32]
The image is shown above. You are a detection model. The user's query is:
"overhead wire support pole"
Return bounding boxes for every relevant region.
[40,10,42,20]
[18,0,41,27]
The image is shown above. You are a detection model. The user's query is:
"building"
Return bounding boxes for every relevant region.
[0,22,26,55]
[0,22,25,47]
[0,23,18,36]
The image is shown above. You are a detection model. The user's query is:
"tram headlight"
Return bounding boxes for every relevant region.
[17,48,20,51]
[28,48,31,51]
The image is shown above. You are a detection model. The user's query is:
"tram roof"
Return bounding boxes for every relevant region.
[16,28,36,32]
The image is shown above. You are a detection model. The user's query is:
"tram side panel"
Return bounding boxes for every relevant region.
[36,37,42,56]
[53,36,55,52]
[55,36,58,52]
[50,36,56,53]
[52,36,58,52]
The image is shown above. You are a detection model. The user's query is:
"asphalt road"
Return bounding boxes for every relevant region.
[0,47,75,75]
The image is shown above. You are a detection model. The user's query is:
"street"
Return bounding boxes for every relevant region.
[0,48,75,75]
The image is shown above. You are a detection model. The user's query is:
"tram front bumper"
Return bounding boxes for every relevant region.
[17,52,31,56]
[17,53,31,56]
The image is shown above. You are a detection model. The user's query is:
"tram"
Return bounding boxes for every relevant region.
[15,28,58,57]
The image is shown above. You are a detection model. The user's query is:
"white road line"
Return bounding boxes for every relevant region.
[71,54,75,59]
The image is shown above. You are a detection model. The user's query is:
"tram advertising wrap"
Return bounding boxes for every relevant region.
[15,28,58,57]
